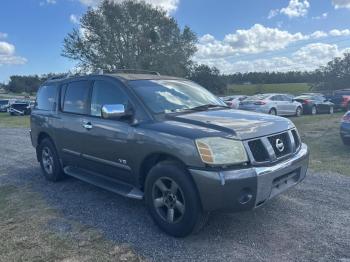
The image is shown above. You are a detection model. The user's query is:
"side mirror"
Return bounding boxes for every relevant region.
[101,104,128,119]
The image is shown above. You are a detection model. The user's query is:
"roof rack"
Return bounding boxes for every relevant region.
[112,69,161,76]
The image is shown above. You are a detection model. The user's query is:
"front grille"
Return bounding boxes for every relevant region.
[246,129,299,165]
[268,132,292,158]
[291,129,300,149]
[248,139,270,162]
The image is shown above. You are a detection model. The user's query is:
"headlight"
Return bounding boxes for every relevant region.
[195,137,248,165]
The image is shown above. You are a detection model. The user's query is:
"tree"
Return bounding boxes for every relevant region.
[189,65,227,95]
[62,0,197,76]
[6,75,42,94]
[313,53,350,92]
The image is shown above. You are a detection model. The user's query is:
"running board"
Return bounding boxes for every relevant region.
[63,166,143,200]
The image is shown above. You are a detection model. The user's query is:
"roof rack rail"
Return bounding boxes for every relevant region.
[112,69,161,76]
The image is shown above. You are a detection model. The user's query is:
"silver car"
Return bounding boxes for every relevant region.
[239,93,303,116]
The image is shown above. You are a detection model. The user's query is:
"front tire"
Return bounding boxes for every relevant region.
[311,106,317,115]
[145,161,207,237]
[38,138,65,182]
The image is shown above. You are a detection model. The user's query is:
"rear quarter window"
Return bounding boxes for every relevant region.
[35,85,58,111]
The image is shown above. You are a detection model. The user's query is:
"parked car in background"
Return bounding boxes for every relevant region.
[0,99,10,112]
[239,93,303,117]
[327,89,350,112]
[222,95,248,109]
[340,111,350,146]
[294,94,334,115]
[8,101,31,116]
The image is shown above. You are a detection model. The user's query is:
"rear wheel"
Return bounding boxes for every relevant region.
[295,107,302,117]
[329,106,334,114]
[145,161,207,237]
[269,108,277,116]
[38,138,65,182]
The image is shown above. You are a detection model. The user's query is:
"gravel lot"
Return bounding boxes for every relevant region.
[0,127,349,262]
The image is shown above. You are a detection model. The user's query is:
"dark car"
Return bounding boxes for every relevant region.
[328,89,350,112]
[30,71,309,237]
[340,111,350,146]
[294,94,334,115]
[9,101,32,116]
[0,99,10,112]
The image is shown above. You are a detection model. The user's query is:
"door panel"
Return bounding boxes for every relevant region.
[77,78,135,184]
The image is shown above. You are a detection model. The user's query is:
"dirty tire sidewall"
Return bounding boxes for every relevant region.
[38,138,65,182]
[145,161,203,237]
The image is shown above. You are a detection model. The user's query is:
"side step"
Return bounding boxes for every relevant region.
[64,166,144,200]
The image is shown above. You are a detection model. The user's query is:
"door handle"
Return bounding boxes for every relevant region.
[82,121,93,130]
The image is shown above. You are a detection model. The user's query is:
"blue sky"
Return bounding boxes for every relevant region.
[1,0,350,82]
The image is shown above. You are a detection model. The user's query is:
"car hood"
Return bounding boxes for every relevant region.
[166,109,294,140]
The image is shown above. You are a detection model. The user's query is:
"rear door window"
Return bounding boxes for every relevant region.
[90,80,128,117]
[35,85,58,111]
[62,81,90,114]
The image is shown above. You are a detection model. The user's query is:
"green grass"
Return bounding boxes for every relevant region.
[226,83,311,96]
[0,114,30,128]
[291,112,350,175]
[0,184,143,261]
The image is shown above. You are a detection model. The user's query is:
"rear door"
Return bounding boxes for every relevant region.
[57,80,92,167]
[272,95,285,115]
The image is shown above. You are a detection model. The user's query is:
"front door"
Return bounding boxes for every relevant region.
[77,78,135,184]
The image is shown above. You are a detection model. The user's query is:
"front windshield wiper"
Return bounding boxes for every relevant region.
[185,104,230,111]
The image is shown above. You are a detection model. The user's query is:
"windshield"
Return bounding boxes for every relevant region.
[129,79,225,114]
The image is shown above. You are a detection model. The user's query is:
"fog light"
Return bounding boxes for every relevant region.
[238,188,253,205]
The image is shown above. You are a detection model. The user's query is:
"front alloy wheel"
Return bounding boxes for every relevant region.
[152,177,185,224]
[145,161,208,237]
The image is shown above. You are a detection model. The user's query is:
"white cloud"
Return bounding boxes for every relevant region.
[0,32,8,39]
[70,14,79,24]
[0,41,27,66]
[196,43,349,74]
[332,0,350,9]
[329,29,350,36]
[78,0,179,14]
[280,0,310,18]
[312,12,328,20]
[268,9,279,19]
[196,24,307,59]
[267,0,310,20]
[40,0,57,6]
[310,31,328,39]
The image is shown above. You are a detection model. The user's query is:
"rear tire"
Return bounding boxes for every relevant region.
[269,108,277,116]
[329,106,334,114]
[295,107,302,117]
[145,161,207,237]
[38,138,65,182]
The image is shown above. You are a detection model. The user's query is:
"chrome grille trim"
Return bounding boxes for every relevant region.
[244,129,301,166]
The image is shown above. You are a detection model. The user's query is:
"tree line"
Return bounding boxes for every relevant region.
[2,0,350,95]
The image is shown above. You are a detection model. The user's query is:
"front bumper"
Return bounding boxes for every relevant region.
[189,143,309,212]
[340,123,350,138]
[239,106,269,114]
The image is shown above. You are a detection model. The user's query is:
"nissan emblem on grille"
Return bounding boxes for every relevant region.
[275,138,285,152]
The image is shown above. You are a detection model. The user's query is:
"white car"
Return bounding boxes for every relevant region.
[222,95,248,109]
[239,93,303,116]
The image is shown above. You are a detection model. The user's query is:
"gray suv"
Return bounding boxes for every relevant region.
[30,71,309,237]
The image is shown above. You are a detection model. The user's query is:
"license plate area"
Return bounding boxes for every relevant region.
[270,168,301,198]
